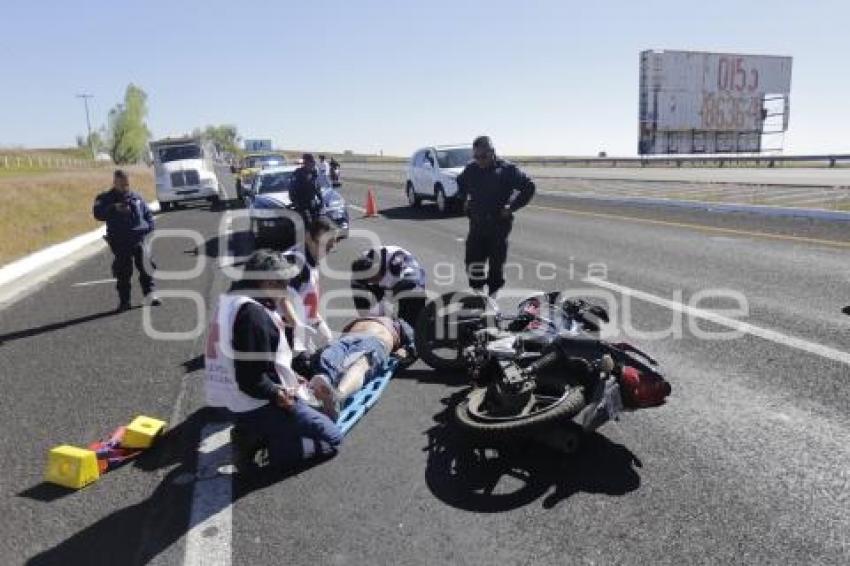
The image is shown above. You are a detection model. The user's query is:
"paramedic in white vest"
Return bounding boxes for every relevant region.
[282,217,338,352]
[204,249,342,471]
[350,245,427,327]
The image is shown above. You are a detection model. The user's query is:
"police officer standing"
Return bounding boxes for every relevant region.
[92,170,160,311]
[456,136,535,298]
[290,153,323,224]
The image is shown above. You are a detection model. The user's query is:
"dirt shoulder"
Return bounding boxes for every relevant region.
[0,166,155,266]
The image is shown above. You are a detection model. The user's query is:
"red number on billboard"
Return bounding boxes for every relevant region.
[718,57,759,93]
[718,57,729,90]
[748,68,759,92]
[734,58,746,91]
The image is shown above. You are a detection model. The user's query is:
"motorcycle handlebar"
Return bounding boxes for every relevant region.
[522,349,560,375]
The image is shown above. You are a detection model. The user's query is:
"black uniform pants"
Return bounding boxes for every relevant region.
[465,218,512,293]
[110,241,155,303]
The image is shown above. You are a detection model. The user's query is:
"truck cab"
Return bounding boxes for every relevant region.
[150,137,221,211]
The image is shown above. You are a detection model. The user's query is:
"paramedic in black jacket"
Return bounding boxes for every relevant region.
[227,250,342,470]
[456,136,535,298]
[92,169,160,311]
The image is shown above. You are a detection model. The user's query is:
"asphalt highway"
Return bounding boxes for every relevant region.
[343,163,850,211]
[343,162,850,186]
[0,166,848,565]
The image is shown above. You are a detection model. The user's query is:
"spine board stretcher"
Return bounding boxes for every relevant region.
[336,358,400,436]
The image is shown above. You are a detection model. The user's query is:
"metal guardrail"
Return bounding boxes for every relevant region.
[0,155,105,170]
[510,154,850,168]
[337,154,850,168]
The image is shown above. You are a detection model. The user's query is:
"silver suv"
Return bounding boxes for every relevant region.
[405,145,472,213]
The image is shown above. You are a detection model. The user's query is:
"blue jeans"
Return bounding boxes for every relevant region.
[315,335,389,387]
[236,400,342,469]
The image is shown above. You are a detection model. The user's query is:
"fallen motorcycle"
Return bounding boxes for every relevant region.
[415,291,672,452]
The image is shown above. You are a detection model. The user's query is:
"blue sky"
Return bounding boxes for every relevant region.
[1,0,847,156]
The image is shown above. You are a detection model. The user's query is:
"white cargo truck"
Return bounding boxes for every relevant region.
[150,136,221,211]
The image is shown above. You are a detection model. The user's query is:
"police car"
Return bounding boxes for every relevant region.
[246,166,350,247]
[232,153,288,199]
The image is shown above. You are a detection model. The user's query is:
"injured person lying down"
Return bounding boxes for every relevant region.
[306,315,415,419]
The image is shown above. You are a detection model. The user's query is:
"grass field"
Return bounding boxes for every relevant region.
[0,165,155,266]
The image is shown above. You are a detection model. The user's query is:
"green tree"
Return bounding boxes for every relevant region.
[76,130,108,159]
[77,130,106,153]
[201,124,241,155]
[107,84,151,164]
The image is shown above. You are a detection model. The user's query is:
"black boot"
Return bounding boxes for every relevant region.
[230,425,267,473]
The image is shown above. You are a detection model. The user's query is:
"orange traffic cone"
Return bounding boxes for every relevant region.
[364,189,379,217]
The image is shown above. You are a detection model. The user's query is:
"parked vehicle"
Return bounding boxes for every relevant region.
[405,145,472,213]
[232,153,288,199]
[245,166,350,247]
[150,136,221,211]
[415,291,671,452]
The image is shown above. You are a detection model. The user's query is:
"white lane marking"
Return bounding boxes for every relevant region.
[760,193,847,206]
[0,200,159,308]
[585,277,850,366]
[349,204,366,213]
[184,422,233,566]
[72,278,116,287]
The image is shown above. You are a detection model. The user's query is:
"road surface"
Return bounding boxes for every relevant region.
[1,167,848,565]
[343,163,850,211]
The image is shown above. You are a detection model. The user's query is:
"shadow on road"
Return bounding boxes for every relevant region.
[211,230,256,260]
[394,367,469,387]
[378,205,462,221]
[0,308,127,346]
[181,354,205,374]
[423,391,642,513]
[23,407,325,565]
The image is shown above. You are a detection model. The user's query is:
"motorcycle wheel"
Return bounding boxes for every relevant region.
[414,291,493,371]
[454,386,586,437]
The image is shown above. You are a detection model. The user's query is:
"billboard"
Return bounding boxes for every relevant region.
[639,50,792,154]
[244,139,273,152]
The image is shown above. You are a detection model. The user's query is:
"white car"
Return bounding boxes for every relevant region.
[405,145,472,213]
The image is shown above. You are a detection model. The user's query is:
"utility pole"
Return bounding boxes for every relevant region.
[76,93,94,159]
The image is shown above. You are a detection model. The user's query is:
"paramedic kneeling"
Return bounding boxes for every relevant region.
[204,249,342,471]
[350,245,426,326]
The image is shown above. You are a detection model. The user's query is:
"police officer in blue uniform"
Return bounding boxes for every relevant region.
[290,153,324,224]
[456,136,535,298]
[92,170,160,311]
